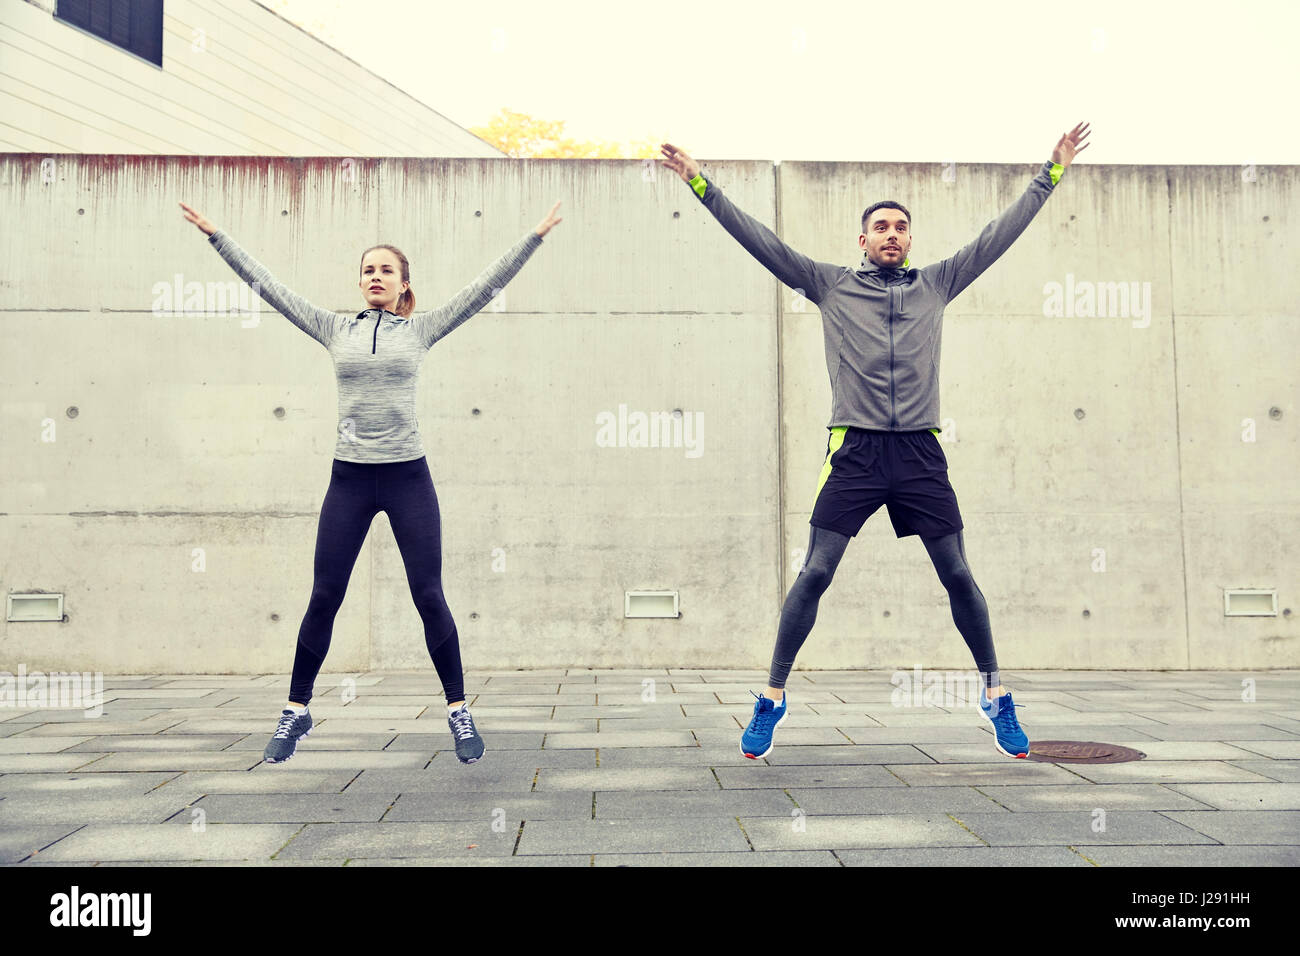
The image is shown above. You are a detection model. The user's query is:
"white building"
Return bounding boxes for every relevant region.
[0,0,504,156]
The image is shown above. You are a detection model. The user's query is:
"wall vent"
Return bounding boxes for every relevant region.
[625,591,679,619]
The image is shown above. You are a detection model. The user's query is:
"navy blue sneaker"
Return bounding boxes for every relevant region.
[264,707,312,764]
[978,690,1029,758]
[740,690,787,759]
[448,704,485,764]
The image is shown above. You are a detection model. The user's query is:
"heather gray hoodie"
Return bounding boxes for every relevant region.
[689,159,1065,432]
[207,229,543,462]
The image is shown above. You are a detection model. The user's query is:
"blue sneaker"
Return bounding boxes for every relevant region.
[263,707,312,764]
[978,690,1029,758]
[447,704,485,764]
[740,690,788,759]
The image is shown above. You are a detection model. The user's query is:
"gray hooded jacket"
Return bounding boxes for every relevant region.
[690,159,1064,432]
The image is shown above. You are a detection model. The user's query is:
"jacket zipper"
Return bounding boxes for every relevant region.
[372,313,380,354]
[887,280,897,428]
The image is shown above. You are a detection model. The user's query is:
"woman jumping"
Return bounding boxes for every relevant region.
[179,197,562,764]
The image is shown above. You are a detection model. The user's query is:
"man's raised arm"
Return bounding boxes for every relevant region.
[927,121,1091,304]
[660,142,841,307]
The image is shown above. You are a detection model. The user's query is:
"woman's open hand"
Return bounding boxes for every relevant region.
[179,201,216,236]
[534,200,562,238]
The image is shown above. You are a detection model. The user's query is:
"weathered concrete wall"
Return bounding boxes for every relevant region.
[1,154,1295,674]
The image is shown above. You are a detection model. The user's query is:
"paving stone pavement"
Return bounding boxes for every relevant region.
[0,669,1297,867]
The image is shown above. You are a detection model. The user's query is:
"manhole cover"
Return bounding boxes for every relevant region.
[1026,740,1146,764]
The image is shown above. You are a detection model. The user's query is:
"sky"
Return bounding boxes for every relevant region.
[265,0,1299,165]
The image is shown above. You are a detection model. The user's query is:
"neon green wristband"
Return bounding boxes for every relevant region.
[688,172,707,199]
[1049,161,1064,186]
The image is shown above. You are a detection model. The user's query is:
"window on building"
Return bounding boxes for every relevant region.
[55,0,164,68]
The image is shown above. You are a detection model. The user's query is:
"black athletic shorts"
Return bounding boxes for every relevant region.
[809,426,964,539]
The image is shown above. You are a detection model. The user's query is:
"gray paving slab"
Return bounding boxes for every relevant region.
[1222,740,1300,759]
[384,790,593,822]
[535,768,721,792]
[836,847,1094,866]
[274,822,519,860]
[540,731,698,749]
[0,791,204,824]
[245,751,432,770]
[1078,845,1300,866]
[977,784,1217,812]
[381,732,546,751]
[62,734,246,752]
[593,789,797,818]
[516,817,750,855]
[591,747,757,768]
[340,768,539,792]
[694,728,855,747]
[1060,760,1282,784]
[1,825,84,863]
[886,762,1089,786]
[834,727,996,744]
[714,765,906,789]
[66,752,264,772]
[954,810,1219,846]
[0,722,46,737]
[225,733,395,751]
[34,823,304,862]
[101,689,229,699]
[0,754,111,772]
[593,850,843,866]
[468,694,593,707]
[785,786,1009,815]
[422,747,592,768]
[1159,810,1300,844]
[741,813,985,850]
[1107,724,1299,741]
[1162,783,1300,810]
[0,736,96,753]
[0,771,182,795]
[763,745,938,766]
[940,741,1261,762]
[345,855,591,866]
[6,717,181,736]
[591,716,741,731]
[154,770,358,793]
[162,792,400,824]
[1224,760,1300,781]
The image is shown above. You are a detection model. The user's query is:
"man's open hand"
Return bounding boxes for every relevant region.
[1052,122,1091,167]
[659,142,701,183]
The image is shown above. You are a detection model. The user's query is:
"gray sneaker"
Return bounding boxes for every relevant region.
[264,707,312,764]
[447,705,485,763]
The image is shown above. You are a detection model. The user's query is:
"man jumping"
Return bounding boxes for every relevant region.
[659,122,1091,760]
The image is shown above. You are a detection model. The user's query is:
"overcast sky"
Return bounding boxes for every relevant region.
[267,0,1298,165]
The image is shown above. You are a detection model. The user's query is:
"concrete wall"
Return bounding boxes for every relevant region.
[1,0,502,157]
[1,153,1295,674]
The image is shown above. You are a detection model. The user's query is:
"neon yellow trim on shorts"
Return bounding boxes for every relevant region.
[812,426,848,509]
[929,427,939,435]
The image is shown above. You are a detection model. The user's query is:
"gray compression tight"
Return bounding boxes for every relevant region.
[766,526,1001,692]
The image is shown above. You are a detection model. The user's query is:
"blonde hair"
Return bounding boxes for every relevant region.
[360,244,415,317]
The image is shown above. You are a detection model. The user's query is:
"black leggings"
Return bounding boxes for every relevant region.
[289,456,464,706]
[767,526,1000,691]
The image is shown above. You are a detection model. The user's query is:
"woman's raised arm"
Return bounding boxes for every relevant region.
[180,201,337,348]
[411,200,562,349]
